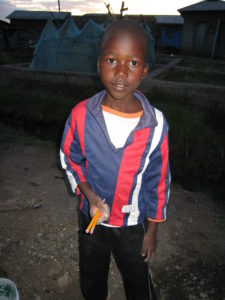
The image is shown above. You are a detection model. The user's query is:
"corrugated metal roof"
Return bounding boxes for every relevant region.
[179,0,225,12]
[7,10,70,20]
[155,15,184,25]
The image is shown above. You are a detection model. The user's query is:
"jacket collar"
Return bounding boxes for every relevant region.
[86,90,158,128]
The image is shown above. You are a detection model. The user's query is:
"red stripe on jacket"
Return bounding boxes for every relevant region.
[109,128,151,226]
[63,101,87,183]
[156,132,169,220]
[75,100,87,157]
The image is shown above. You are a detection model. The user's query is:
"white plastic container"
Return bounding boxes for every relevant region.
[0,278,19,300]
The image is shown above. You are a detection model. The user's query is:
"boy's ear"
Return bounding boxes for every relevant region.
[142,63,149,79]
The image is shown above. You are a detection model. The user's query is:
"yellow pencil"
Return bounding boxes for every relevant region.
[90,210,100,234]
[85,209,100,234]
[85,213,97,233]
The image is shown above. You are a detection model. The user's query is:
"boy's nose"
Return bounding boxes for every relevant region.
[115,63,128,78]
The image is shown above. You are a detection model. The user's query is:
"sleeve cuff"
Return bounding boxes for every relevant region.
[147,218,166,223]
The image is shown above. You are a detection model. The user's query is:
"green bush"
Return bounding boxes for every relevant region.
[0,79,98,140]
[146,87,225,187]
[157,68,225,86]
[0,49,34,65]
[177,56,225,73]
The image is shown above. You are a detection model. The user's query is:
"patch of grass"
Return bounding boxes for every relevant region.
[146,87,225,186]
[0,79,98,125]
[155,53,175,65]
[0,121,51,145]
[0,49,34,65]
[178,56,225,73]
[157,68,225,86]
[0,78,100,145]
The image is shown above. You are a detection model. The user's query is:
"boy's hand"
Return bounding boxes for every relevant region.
[141,221,158,263]
[78,182,109,223]
[89,195,110,224]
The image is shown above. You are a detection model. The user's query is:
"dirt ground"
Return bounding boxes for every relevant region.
[0,143,225,300]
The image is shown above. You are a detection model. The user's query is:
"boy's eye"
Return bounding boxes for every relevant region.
[129,60,138,67]
[106,58,116,64]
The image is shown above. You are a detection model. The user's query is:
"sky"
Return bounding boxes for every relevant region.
[0,0,204,22]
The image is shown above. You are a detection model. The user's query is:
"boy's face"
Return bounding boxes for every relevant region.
[98,29,148,103]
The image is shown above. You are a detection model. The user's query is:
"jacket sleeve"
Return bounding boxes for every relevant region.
[143,111,171,222]
[60,106,87,193]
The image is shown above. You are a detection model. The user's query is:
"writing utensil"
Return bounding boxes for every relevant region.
[89,210,100,234]
[85,209,100,234]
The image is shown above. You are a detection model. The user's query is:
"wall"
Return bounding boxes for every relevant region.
[181,12,225,57]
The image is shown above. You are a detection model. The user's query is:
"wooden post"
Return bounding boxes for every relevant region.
[120,1,128,17]
[104,2,117,21]
[211,16,221,58]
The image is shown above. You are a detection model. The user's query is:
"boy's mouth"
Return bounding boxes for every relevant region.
[116,84,125,89]
[111,81,128,90]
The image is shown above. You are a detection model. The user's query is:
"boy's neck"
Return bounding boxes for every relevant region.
[102,95,143,114]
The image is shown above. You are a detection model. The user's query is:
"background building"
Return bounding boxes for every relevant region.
[179,0,225,58]
[6,10,70,48]
[155,15,184,52]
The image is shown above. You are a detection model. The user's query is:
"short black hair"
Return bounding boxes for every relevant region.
[100,19,149,62]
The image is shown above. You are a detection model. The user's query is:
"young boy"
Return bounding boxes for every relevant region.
[60,19,170,300]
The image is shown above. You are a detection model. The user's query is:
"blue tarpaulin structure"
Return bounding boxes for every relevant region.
[30,17,104,73]
[30,17,155,74]
[30,18,59,70]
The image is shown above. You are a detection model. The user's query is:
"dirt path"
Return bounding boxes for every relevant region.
[0,143,224,300]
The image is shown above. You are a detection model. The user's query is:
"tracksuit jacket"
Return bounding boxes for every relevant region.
[60,90,171,227]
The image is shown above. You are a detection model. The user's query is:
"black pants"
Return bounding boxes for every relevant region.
[78,212,157,300]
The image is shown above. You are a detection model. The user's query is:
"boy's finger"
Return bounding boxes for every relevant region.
[141,246,148,257]
[144,249,153,262]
